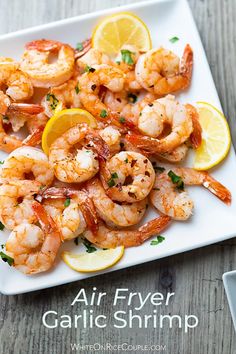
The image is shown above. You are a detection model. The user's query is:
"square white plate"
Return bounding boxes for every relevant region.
[1,0,236,295]
[223,271,236,331]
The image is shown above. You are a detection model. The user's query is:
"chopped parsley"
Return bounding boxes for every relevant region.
[85,65,96,73]
[0,160,4,165]
[76,42,84,51]
[75,84,80,94]
[154,166,166,173]
[150,235,165,246]
[116,61,121,65]
[169,36,179,43]
[127,93,138,104]
[107,172,118,188]
[0,221,4,231]
[119,117,126,124]
[0,251,14,266]
[121,49,134,65]
[168,170,184,190]
[124,158,128,163]
[46,93,59,110]
[64,198,71,207]
[83,239,97,253]
[100,109,108,118]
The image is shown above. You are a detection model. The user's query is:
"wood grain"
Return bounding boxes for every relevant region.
[0,1,236,353]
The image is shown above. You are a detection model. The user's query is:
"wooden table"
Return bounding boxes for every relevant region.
[0,1,236,353]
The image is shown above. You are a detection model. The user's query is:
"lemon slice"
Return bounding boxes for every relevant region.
[92,12,152,55]
[194,102,231,170]
[42,108,97,155]
[62,246,124,273]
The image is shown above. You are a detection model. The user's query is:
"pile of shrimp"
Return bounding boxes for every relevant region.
[0,37,231,275]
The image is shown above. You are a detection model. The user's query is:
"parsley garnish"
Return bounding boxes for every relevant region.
[0,251,14,266]
[76,42,84,51]
[169,36,179,43]
[107,172,118,188]
[127,93,137,103]
[124,158,128,163]
[75,84,80,94]
[100,109,108,118]
[0,160,4,165]
[121,49,134,65]
[150,235,165,246]
[0,221,4,231]
[64,198,71,207]
[83,239,97,253]
[85,65,95,73]
[168,170,184,190]
[119,117,126,124]
[46,93,59,110]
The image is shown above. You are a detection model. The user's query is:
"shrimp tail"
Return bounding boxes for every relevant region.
[180,44,193,86]
[75,38,92,59]
[79,190,99,234]
[125,132,160,153]
[8,103,44,115]
[32,201,60,234]
[138,215,171,243]
[85,131,110,161]
[203,173,232,205]
[23,126,44,146]
[186,104,202,149]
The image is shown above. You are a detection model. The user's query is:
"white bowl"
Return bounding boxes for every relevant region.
[223,271,236,331]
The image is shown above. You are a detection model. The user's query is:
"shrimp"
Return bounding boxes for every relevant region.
[49,123,109,183]
[0,117,22,153]
[99,126,121,155]
[87,178,147,227]
[20,39,75,88]
[79,64,126,125]
[100,151,155,203]
[40,186,99,239]
[76,48,112,72]
[74,38,92,59]
[5,202,61,274]
[83,215,170,248]
[150,168,231,220]
[0,57,33,101]
[42,76,81,118]
[0,180,42,230]
[0,146,54,186]
[126,95,194,153]
[135,44,193,96]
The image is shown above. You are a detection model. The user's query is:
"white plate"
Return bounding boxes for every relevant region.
[1,0,236,295]
[223,271,236,331]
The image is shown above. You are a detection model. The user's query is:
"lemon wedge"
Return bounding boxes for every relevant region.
[92,12,152,55]
[194,102,231,170]
[62,246,124,273]
[42,108,97,155]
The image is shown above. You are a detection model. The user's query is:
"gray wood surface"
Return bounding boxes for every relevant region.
[0,0,236,353]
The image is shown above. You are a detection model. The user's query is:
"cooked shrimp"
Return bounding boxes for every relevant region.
[75,38,92,59]
[99,126,121,155]
[20,39,75,88]
[79,64,126,125]
[100,151,155,203]
[1,146,54,186]
[83,215,170,248]
[87,178,147,227]
[150,168,231,220]
[5,103,44,132]
[156,144,189,163]
[49,123,109,183]
[40,186,99,238]
[135,44,193,96]
[0,57,33,101]
[0,91,11,115]
[42,77,81,118]
[0,180,41,230]
[5,202,61,274]
[126,95,193,153]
